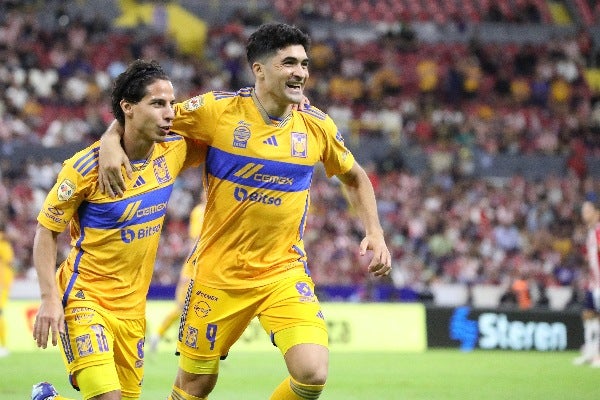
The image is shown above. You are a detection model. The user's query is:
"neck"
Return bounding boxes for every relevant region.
[122,133,154,161]
[253,88,291,119]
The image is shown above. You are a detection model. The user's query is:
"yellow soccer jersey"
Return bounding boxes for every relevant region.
[37,134,204,319]
[172,87,355,289]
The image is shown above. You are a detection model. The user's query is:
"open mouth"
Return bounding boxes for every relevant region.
[287,82,303,91]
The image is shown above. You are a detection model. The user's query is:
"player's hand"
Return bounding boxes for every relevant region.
[33,297,65,349]
[360,234,392,277]
[291,95,311,111]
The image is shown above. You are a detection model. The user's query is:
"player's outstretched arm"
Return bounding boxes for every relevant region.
[32,224,64,349]
[98,120,132,198]
[337,162,392,277]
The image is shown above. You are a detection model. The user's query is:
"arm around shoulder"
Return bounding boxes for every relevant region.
[98,120,131,197]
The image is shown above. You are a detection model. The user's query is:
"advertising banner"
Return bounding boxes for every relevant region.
[426,306,583,351]
[5,301,427,353]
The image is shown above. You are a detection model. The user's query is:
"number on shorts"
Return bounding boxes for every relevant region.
[206,324,217,350]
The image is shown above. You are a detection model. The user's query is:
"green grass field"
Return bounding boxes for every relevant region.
[1,349,597,400]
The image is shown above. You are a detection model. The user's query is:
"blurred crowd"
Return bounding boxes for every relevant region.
[1,1,600,305]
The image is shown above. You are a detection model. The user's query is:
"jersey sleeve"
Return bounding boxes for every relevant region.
[172,92,220,144]
[182,137,207,170]
[37,156,92,233]
[319,114,356,178]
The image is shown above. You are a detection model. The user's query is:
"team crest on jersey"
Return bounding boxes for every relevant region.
[233,124,251,148]
[57,179,76,201]
[291,132,307,158]
[182,95,204,111]
[152,155,171,184]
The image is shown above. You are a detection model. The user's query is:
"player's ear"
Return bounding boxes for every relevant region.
[252,62,264,78]
[120,99,133,116]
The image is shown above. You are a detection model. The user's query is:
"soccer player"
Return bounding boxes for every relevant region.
[98,23,392,400]
[573,198,600,367]
[0,223,15,357]
[30,59,205,400]
[148,194,206,353]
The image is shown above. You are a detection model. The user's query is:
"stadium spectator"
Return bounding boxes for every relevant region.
[572,198,600,367]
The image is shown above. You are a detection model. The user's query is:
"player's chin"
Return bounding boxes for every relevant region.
[156,129,171,140]
[285,86,303,101]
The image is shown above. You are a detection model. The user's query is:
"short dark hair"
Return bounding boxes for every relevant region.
[246,22,310,66]
[111,59,169,125]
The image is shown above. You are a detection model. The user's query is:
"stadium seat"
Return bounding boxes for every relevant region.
[431,283,469,306]
[471,284,506,309]
[545,286,574,311]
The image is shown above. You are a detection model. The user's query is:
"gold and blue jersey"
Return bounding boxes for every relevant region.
[172,87,355,289]
[37,135,204,318]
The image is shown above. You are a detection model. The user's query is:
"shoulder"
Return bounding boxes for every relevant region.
[161,133,186,144]
[297,104,329,121]
[295,105,338,136]
[156,133,189,153]
[158,133,206,158]
[176,88,251,112]
[64,142,101,178]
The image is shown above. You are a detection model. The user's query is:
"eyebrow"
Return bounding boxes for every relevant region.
[281,56,310,64]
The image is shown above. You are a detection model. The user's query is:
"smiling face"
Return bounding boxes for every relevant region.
[253,44,309,114]
[121,79,175,146]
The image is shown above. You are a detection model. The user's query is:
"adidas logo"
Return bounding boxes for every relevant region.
[263,135,278,146]
[75,290,85,299]
[133,176,146,188]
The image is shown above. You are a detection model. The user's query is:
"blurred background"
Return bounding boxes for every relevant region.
[2,0,600,317]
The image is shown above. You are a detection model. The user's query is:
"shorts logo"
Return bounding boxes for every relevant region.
[233,124,251,148]
[75,334,94,357]
[137,338,145,359]
[194,301,211,318]
[291,132,307,158]
[57,179,76,201]
[182,95,204,111]
[72,307,94,324]
[295,281,316,302]
[185,326,199,348]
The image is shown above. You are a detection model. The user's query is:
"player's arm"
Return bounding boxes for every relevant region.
[32,223,63,349]
[98,120,131,198]
[336,162,392,277]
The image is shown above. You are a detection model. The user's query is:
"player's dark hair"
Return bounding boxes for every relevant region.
[246,22,310,66]
[111,59,169,125]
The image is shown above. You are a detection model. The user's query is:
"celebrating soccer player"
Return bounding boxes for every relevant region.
[99,23,392,400]
[31,59,204,400]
